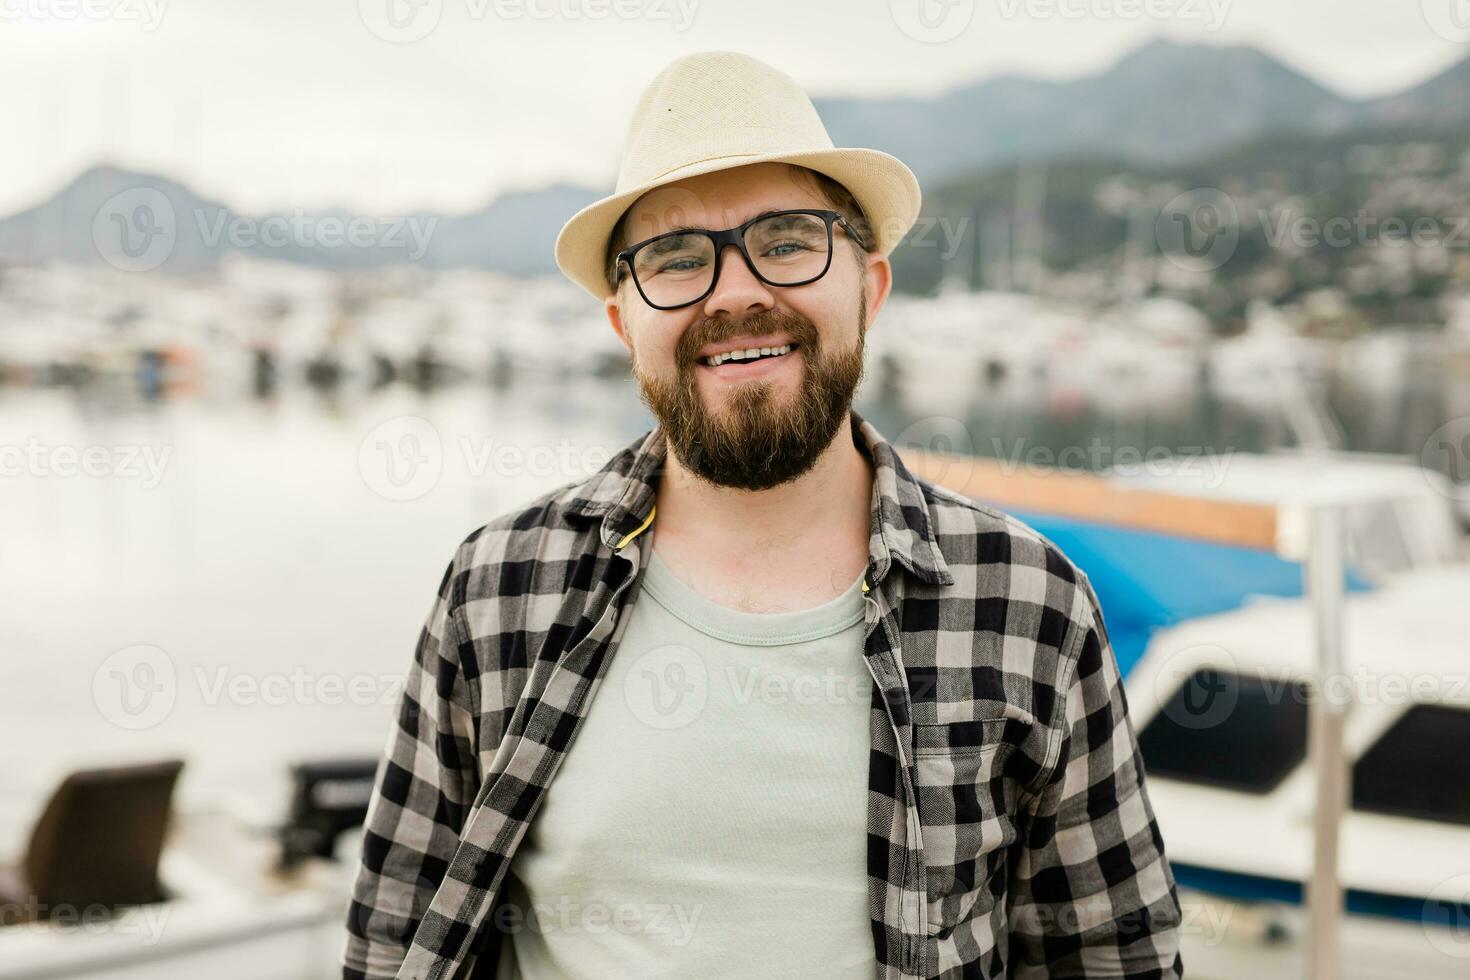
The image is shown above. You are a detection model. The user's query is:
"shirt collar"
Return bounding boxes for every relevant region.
[560,407,955,588]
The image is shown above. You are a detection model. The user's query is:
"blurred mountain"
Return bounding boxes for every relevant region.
[815,38,1357,182]
[2,38,1469,277]
[895,122,1470,323]
[0,164,231,273]
[425,183,600,274]
[1358,53,1470,127]
[0,165,601,276]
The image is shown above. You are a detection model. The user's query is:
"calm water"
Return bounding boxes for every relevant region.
[0,354,1462,849]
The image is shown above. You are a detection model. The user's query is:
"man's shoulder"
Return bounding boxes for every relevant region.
[908,474,1107,742]
[914,474,1101,641]
[919,476,1089,585]
[440,476,602,602]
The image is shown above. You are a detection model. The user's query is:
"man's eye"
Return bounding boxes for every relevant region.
[765,241,812,257]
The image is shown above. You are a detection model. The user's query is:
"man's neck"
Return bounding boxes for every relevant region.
[650,414,875,597]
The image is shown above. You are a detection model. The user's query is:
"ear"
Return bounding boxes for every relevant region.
[606,291,633,355]
[862,252,893,325]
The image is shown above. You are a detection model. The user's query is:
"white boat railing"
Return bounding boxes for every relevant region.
[1304,503,1347,980]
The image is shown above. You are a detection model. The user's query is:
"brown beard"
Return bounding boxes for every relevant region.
[632,294,867,492]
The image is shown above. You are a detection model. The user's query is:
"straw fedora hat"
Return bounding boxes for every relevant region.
[554,50,922,302]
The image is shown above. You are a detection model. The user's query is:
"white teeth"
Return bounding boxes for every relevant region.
[703,343,793,366]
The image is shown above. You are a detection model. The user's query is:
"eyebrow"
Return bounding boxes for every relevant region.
[664,208,786,235]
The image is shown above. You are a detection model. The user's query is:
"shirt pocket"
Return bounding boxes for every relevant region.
[912,707,1032,936]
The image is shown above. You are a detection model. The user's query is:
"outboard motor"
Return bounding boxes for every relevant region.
[278,758,380,870]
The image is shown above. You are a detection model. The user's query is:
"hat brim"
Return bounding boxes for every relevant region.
[554,146,921,302]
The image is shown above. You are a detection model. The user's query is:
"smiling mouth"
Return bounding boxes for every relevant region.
[697,342,799,368]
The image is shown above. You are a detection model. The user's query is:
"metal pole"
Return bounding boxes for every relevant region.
[1305,504,1347,980]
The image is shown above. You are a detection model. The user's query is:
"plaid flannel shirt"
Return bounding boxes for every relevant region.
[342,408,1184,980]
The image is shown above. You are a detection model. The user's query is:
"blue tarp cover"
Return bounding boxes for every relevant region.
[1003,508,1370,677]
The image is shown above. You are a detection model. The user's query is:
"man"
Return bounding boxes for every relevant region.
[342,51,1183,980]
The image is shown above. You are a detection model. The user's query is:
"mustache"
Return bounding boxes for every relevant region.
[676,309,820,368]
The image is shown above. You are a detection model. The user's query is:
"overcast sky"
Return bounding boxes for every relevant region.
[3,0,1468,216]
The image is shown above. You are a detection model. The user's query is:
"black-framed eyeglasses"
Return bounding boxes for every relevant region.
[614,208,868,311]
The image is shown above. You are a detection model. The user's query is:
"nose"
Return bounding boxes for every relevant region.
[701,241,774,319]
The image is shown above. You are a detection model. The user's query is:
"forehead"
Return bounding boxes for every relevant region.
[620,162,828,242]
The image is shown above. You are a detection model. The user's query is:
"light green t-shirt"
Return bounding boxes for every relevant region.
[494,542,876,979]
